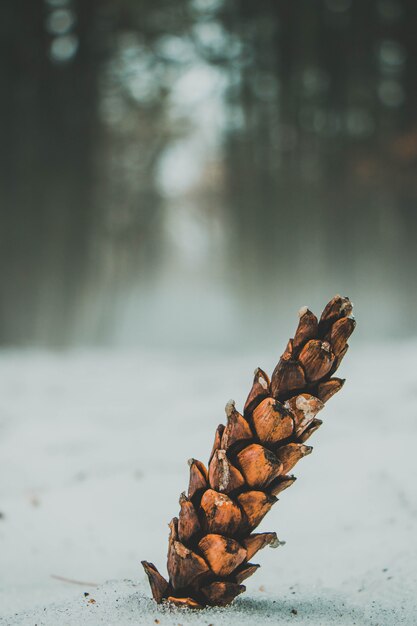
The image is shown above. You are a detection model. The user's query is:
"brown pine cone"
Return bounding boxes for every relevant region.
[142,295,355,608]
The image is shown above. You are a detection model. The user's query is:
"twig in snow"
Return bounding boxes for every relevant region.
[51,575,98,587]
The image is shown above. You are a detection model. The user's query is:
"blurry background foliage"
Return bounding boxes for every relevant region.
[1,0,417,347]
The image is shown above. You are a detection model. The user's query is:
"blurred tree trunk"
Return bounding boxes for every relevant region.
[0,0,102,344]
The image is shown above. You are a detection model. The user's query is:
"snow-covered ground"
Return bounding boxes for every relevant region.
[0,342,416,625]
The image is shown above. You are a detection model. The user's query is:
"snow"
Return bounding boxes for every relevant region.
[0,342,416,625]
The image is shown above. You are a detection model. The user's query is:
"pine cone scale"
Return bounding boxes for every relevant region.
[198,534,247,576]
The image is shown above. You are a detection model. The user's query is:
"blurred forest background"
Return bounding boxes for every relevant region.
[1,0,417,348]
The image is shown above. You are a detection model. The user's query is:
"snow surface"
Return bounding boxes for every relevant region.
[0,343,416,625]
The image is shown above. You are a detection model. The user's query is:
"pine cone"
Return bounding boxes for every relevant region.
[142,295,355,609]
